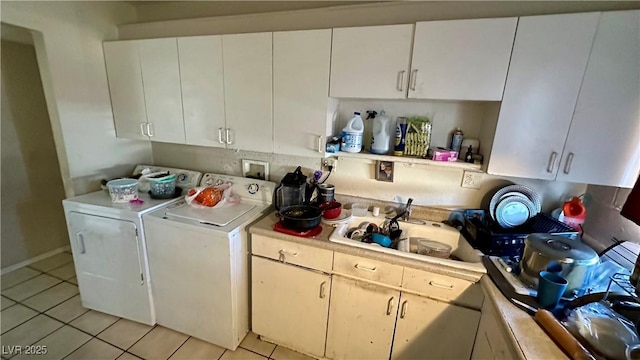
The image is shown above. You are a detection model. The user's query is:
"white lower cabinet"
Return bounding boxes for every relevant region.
[252,256,330,358]
[392,292,480,360]
[251,235,485,360]
[471,300,518,360]
[325,276,400,360]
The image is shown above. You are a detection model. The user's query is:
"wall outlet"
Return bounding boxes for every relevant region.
[322,158,337,172]
[461,171,483,189]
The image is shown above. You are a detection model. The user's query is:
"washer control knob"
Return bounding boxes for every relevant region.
[177,173,188,182]
[248,184,259,194]
[215,179,224,186]
[205,178,214,186]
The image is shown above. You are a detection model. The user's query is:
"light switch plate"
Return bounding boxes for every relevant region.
[461,171,483,189]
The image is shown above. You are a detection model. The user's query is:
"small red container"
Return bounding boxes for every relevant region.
[320,201,342,219]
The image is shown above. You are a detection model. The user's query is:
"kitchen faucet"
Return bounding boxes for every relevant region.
[401,198,413,221]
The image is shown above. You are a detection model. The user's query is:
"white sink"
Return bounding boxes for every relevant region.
[329,214,485,273]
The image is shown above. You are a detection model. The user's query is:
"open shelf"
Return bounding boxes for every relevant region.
[330,150,483,171]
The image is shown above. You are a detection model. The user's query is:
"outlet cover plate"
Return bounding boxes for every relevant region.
[461,171,483,189]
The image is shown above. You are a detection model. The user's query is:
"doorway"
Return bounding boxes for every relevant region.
[1,23,69,271]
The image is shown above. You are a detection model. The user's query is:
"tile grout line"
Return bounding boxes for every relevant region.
[2,275,66,303]
[0,272,44,292]
[164,335,191,360]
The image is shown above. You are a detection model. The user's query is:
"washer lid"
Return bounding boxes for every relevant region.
[166,202,256,227]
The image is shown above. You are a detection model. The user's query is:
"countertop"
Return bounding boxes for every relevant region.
[481,277,569,360]
[250,212,484,282]
[249,211,570,360]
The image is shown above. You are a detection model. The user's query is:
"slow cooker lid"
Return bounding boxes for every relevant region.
[526,233,599,265]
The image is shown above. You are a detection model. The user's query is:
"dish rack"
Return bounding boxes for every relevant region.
[604,273,637,301]
[461,210,578,257]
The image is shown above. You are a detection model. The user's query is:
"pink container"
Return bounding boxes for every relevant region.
[432,148,459,162]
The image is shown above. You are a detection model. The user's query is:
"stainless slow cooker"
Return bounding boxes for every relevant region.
[519,233,599,295]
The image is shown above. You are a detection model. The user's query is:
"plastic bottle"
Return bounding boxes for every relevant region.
[465,145,474,163]
[394,117,407,156]
[341,112,364,153]
[450,127,464,154]
[371,110,392,155]
[558,197,586,233]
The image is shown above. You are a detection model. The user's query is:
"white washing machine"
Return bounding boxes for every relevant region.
[143,173,275,350]
[62,165,202,325]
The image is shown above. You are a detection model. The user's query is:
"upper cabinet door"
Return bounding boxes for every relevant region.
[488,12,599,180]
[273,29,332,157]
[330,25,414,99]
[223,32,273,153]
[138,38,185,144]
[103,41,148,141]
[178,36,226,148]
[557,10,640,188]
[409,18,517,100]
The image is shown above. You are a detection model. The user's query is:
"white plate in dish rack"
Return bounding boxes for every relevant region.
[495,196,530,228]
[490,185,542,222]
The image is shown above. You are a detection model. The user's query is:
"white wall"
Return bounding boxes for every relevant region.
[1,1,152,197]
[1,40,69,267]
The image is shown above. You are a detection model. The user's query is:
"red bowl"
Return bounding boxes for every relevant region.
[320,201,342,219]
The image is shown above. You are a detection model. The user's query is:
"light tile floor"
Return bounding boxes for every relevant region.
[1,252,316,360]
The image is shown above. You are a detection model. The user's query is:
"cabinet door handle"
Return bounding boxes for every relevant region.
[278,249,298,263]
[225,128,233,145]
[400,300,408,318]
[140,123,148,136]
[317,136,323,153]
[75,233,86,254]
[386,297,395,316]
[147,123,154,137]
[397,71,405,92]
[563,153,574,174]
[410,69,418,91]
[354,263,377,272]
[319,281,327,298]
[218,128,225,144]
[429,280,454,290]
[546,152,558,173]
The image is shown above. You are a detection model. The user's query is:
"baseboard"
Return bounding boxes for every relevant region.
[1,245,71,275]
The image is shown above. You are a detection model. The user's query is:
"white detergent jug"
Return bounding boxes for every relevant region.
[341,112,364,153]
[371,110,391,155]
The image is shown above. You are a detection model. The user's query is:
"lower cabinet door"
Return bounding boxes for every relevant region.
[326,276,400,360]
[252,256,330,358]
[391,292,481,360]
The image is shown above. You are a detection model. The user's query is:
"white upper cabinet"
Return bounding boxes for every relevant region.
[104,39,186,144]
[409,18,517,100]
[488,12,600,180]
[222,32,273,153]
[138,38,185,144]
[330,25,414,99]
[178,36,226,148]
[103,41,148,141]
[273,29,334,157]
[556,10,640,187]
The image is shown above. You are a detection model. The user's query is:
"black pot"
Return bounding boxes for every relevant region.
[278,205,322,231]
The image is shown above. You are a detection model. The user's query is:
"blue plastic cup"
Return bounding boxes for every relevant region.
[537,271,568,309]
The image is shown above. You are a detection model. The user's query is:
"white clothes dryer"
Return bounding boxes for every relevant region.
[62,165,202,325]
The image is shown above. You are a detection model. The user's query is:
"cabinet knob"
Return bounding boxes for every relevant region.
[410,69,418,91]
[218,128,225,144]
[319,281,327,299]
[140,123,148,136]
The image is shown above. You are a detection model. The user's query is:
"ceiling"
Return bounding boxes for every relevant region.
[127,1,381,22]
